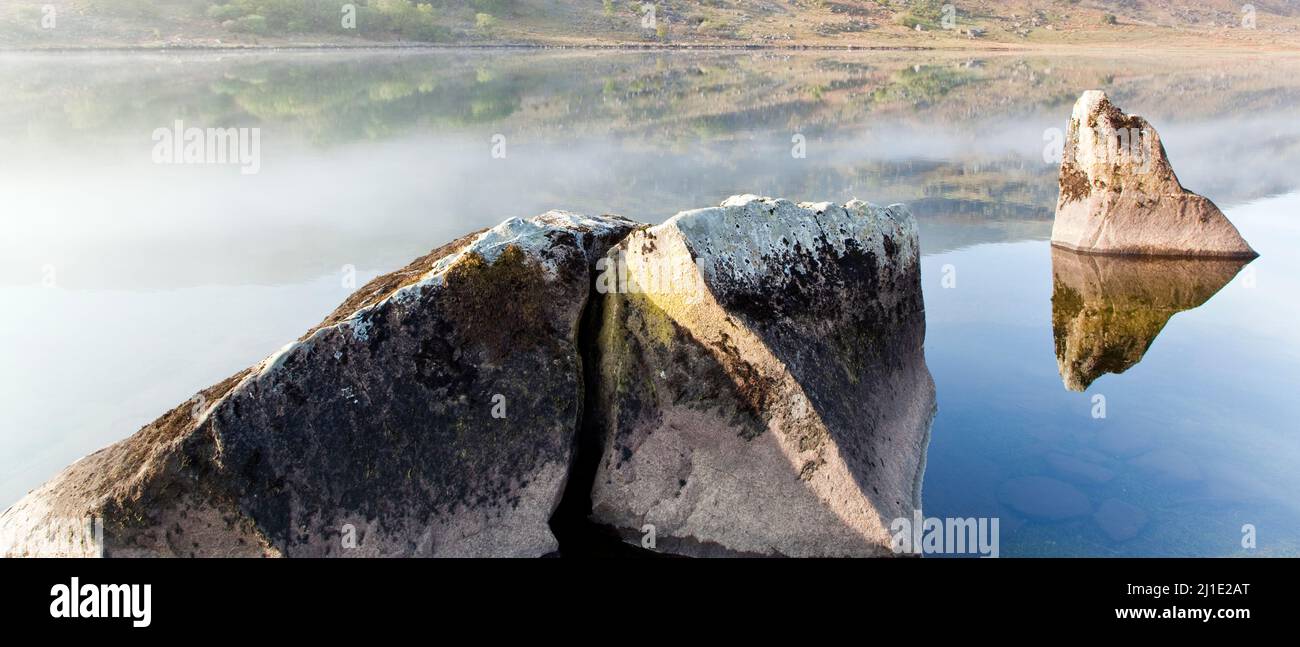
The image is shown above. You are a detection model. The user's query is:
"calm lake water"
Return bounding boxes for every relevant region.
[1,49,1297,556]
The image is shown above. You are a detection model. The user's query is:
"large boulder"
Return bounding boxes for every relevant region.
[588,195,936,557]
[1051,91,1256,258]
[1051,247,1249,391]
[2,195,939,559]
[0,212,636,557]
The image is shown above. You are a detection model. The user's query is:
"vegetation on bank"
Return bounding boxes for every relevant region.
[199,0,498,41]
[1,0,1296,49]
[0,0,522,45]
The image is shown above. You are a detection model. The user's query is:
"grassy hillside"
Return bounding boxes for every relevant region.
[2,0,1299,50]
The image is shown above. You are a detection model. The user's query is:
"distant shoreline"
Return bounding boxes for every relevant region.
[4,40,1296,55]
[4,42,948,54]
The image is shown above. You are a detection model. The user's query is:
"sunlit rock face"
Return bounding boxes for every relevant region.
[1,195,937,558]
[0,212,637,557]
[589,196,936,557]
[1051,247,1250,392]
[1051,91,1256,258]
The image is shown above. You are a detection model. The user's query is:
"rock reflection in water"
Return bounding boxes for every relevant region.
[1050,248,1250,391]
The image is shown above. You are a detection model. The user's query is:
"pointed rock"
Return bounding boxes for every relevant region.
[0,212,637,557]
[1052,90,1256,258]
[588,195,936,557]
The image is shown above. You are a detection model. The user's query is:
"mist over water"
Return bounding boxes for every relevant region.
[2,50,1298,555]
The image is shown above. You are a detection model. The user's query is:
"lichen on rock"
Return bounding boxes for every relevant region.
[0,195,936,559]
[0,211,637,558]
[1051,90,1257,258]
[588,195,936,557]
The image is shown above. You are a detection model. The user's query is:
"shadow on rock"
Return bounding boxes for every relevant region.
[588,195,936,557]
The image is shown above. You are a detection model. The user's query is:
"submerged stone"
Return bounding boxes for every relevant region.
[1131,448,1203,485]
[1093,498,1149,542]
[997,476,1091,520]
[1051,90,1256,258]
[1045,451,1116,485]
[588,195,936,557]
